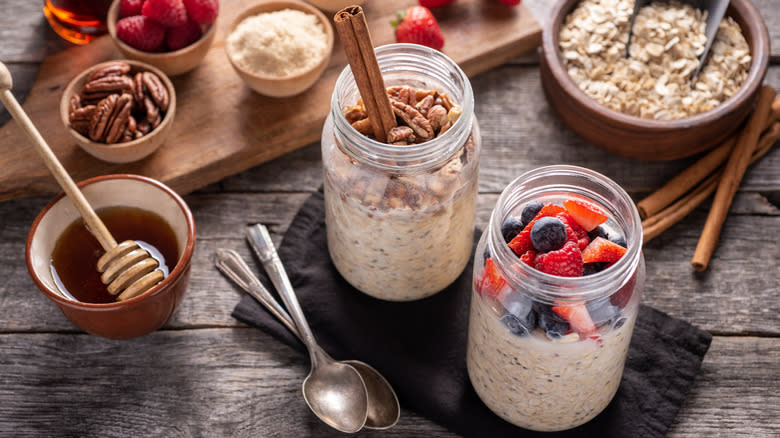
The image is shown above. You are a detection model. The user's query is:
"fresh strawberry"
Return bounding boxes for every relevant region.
[495,0,522,5]
[519,249,536,266]
[116,16,166,52]
[142,0,188,27]
[477,258,508,300]
[556,212,590,250]
[534,240,583,277]
[552,303,598,339]
[393,6,444,50]
[563,199,607,232]
[119,0,145,18]
[582,237,627,264]
[166,19,202,50]
[419,0,456,7]
[538,203,566,217]
[183,0,218,25]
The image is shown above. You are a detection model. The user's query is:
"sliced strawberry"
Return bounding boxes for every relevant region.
[582,237,627,264]
[519,249,536,266]
[552,303,598,339]
[556,212,590,250]
[477,258,508,300]
[539,203,566,217]
[563,200,608,232]
[533,240,583,277]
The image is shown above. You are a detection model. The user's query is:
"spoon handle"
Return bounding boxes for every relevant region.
[215,248,302,339]
[246,224,322,365]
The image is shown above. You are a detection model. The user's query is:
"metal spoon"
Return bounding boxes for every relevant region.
[215,248,400,430]
[626,0,730,80]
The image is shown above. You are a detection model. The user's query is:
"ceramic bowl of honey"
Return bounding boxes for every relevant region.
[26,174,196,340]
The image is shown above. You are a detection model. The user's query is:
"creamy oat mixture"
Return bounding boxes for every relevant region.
[560,0,751,119]
[467,294,636,431]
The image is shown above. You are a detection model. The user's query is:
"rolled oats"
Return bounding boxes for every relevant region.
[559,0,751,120]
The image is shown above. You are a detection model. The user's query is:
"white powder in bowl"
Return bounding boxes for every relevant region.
[227,9,329,77]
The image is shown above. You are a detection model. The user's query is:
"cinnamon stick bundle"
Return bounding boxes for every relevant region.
[334,6,396,143]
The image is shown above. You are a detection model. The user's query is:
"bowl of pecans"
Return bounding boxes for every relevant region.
[60,60,176,163]
[540,0,769,161]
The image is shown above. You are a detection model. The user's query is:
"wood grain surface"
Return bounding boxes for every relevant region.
[0,0,541,202]
[0,0,778,437]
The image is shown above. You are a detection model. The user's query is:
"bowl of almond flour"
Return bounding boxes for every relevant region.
[225,0,334,97]
[540,0,769,161]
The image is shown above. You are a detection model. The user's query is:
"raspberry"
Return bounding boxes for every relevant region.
[183,0,218,25]
[142,0,188,27]
[116,16,166,52]
[166,19,202,50]
[556,212,590,250]
[119,0,144,18]
[519,249,536,266]
[533,240,583,277]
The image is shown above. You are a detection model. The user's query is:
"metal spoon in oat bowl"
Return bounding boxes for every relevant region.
[626,0,730,80]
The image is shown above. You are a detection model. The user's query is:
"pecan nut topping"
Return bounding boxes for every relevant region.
[69,104,96,136]
[104,94,133,144]
[390,100,434,141]
[85,61,131,83]
[142,72,168,112]
[89,94,118,141]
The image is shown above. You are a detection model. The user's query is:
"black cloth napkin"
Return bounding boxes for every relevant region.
[232,191,712,438]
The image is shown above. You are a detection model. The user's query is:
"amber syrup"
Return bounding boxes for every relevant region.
[43,0,111,45]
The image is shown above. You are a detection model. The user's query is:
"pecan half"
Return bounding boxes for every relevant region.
[85,62,131,83]
[415,95,434,118]
[387,126,415,143]
[344,105,366,124]
[144,96,159,123]
[81,75,134,104]
[127,114,136,134]
[89,94,118,141]
[104,93,133,144]
[137,119,151,135]
[387,86,417,106]
[70,94,81,112]
[142,72,168,112]
[391,100,434,141]
[133,72,145,106]
[351,118,373,136]
[427,104,449,133]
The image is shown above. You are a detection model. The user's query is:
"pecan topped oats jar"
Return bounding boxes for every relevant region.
[322,44,480,301]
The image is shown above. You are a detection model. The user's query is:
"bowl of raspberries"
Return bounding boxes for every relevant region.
[107,0,219,76]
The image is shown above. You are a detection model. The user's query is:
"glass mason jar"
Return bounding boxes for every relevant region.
[466,165,645,431]
[321,43,480,301]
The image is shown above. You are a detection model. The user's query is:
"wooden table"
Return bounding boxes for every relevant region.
[1,1,778,436]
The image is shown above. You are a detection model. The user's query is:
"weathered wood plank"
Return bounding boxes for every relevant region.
[1,192,777,335]
[0,329,775,437]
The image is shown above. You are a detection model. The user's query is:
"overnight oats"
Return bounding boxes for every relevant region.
[322,44,480,301]
[466,166,645,431]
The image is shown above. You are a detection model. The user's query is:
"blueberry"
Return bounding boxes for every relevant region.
[520,201,544,227]
[501,216,525,243]
[610,234,627,248]
[588,225,609,242]
[583,262,609,275]
[530,217,567,252]
[534,303,569,339]
[500,293,536,337]
[586,297,622,328]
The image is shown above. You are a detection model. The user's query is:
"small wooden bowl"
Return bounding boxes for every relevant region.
[225,0,334,97]
[540,0,770,161]
[106,0,217,77]
[60,60,176,163]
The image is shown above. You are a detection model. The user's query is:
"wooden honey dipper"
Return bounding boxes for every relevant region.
[0,62,164,301]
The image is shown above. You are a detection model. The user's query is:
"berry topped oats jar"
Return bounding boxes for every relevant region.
[322,43,480,301]
[467,165,644,431]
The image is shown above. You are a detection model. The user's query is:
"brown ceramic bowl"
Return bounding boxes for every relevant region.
[540,0,769,161]
[106,0,217,76]
[26,174,196,340]
[225,0,334,97]
[60,59,176,163]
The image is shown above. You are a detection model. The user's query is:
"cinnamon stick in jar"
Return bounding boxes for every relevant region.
[691,86,777,271]
[334,6,396,142]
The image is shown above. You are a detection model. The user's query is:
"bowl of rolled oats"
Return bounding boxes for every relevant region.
[541,0,769,161]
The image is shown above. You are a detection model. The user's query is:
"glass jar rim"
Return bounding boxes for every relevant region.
[488,165,644,304]
[330,43,474,173]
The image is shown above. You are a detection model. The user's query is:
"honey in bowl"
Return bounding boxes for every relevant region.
[50,206,178,304]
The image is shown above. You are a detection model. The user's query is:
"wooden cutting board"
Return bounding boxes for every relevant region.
[0,0,541,201]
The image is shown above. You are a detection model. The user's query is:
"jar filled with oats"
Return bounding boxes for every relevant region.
[467,165,644,431]
[322,43,480,301]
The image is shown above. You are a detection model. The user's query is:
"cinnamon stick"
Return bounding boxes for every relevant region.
[691,86,777,271]
[334,6,396,142]
[637,95,780,219]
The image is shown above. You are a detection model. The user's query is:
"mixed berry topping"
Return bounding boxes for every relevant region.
[478,198,634,340]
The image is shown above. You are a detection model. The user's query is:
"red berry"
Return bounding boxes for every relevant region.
[116,16,166,52]
[611,269,638,308]
[183,0,218,25]
[477,258,508,300]
[519,249,536,266]
[419,0,456,7]
[142,0,188,27]
[582,237,627,264]
[563,199,608,232]
[119,0,145,18]
[166,19,202,50]
[393,6,445,50]
[495,0,522,5]
[556,212,590,250]
[508,203,568,255]
[552,303,598,339]
[533,240,583,277]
